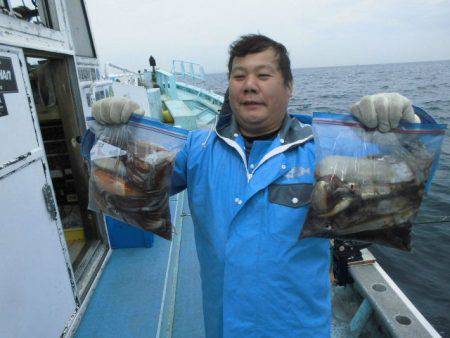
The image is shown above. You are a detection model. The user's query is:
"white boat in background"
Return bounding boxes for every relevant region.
[0,0,441,337]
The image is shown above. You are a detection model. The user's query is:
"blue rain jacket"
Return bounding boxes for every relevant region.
[171,113,331,338]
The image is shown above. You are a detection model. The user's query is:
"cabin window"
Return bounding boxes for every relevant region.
[4,0,54,28]
[64,0,96,58]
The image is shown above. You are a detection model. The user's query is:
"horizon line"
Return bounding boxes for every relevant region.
[206,58,450,75]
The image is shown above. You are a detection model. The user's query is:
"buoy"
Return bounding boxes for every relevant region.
[162,109,174,123]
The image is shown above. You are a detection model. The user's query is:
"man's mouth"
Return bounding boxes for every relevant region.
[241,101,265,107]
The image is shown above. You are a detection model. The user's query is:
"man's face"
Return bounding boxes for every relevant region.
[229,47,292,137]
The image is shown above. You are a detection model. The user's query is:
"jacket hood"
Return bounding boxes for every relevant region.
[216,88,233,131]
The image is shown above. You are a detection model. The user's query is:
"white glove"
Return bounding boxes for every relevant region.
[92,97,144,124]
[350,93,420,132]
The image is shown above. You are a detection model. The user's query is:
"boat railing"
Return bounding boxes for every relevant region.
[175,81,223,108]
[348,249,440,337]
[104,62,141,86]
[171,60,205,83]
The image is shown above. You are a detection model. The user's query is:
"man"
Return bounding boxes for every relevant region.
[93,34,421,337]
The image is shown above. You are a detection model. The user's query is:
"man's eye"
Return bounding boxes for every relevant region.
[258,74,271,79]
[233,75,245,80]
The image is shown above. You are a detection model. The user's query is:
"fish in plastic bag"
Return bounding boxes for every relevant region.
[86,115,188,240]
[299,111,446,250]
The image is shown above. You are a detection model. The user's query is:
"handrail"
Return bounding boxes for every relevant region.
[105,62,139,76]
[175,81,223,108]
[105,62,140,86]
[171,60,205,82]
[349,249,440,337]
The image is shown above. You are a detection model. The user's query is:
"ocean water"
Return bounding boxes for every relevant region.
[205,60,450,336]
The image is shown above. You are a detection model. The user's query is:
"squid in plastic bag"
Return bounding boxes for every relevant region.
[299,110,446,250]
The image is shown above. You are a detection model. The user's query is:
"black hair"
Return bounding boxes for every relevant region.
[227,34,293,87]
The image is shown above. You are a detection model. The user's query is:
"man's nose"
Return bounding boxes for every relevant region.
[243,75,258,94]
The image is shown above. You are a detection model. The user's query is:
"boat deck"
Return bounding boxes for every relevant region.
[75,193,384,337]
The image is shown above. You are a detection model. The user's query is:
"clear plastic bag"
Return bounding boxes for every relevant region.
[87,115,188,240]
[299,111,446,250]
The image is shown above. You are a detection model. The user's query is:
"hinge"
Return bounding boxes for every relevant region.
[42,184,57,220]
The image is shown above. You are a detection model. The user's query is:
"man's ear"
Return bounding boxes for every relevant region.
[287,81,293,98]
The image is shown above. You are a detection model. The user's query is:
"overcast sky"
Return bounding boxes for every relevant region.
[86,0,450,74]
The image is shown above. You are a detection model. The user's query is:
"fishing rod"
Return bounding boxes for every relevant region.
[413,215,450,225]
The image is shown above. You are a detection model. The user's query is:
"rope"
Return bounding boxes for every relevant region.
[413,216,450,225]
